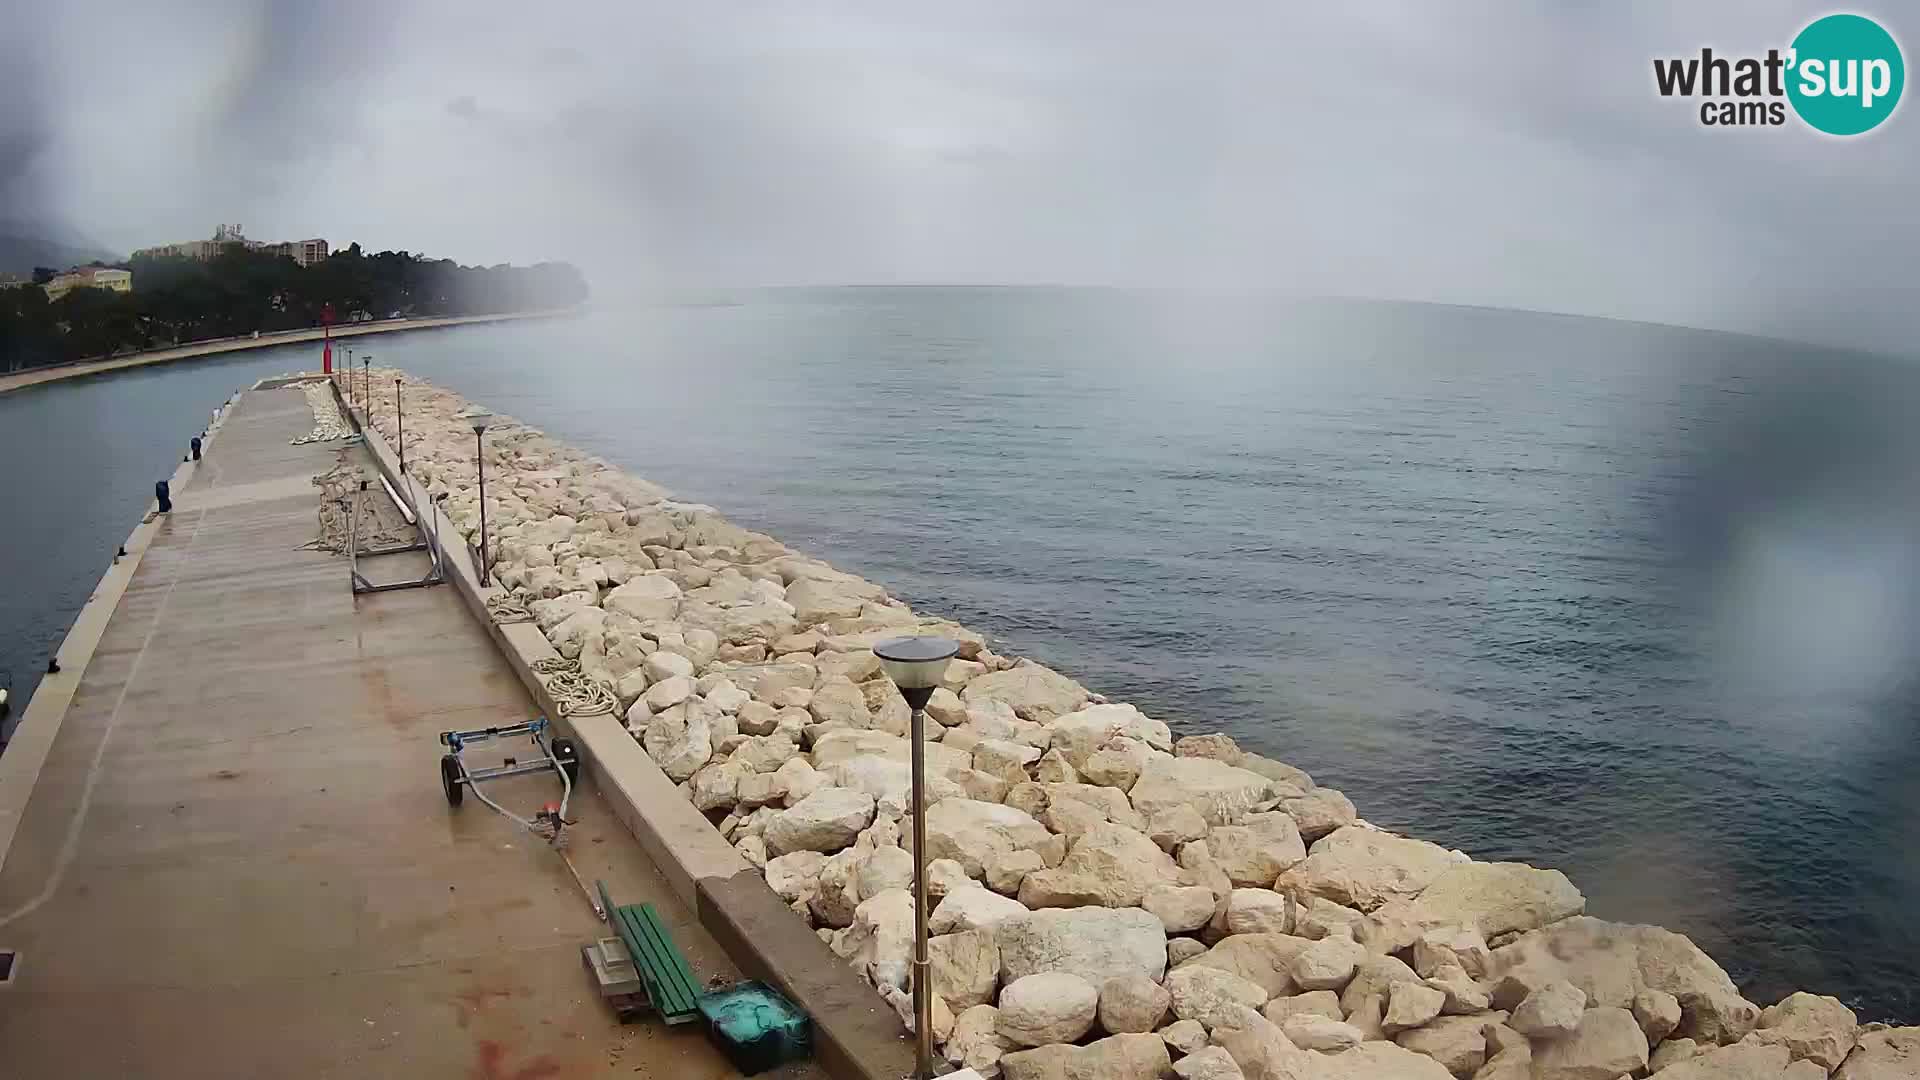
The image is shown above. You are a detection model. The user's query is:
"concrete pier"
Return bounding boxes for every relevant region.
[0,385,799,1078]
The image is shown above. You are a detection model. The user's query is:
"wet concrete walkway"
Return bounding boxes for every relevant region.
[0,386,787,1078]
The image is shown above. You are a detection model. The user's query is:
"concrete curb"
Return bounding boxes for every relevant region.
[344,387,918,1080]
[0,389,242,873]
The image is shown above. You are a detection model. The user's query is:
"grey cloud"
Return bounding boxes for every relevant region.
[13,1,1919,353]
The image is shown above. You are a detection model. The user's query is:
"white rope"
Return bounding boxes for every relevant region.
[291,380,353,445]
[485,591,534,624]
[304,452,412,554]
[533,657,618,717]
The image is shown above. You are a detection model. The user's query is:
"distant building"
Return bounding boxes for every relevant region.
[264,238,330,267]
[45,267,132,300]
[133,225,329,267]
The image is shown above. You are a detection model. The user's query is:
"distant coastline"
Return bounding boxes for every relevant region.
[0,308,577,396]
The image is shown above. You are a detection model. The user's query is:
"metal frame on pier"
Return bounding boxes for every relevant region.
[345,472,448,595]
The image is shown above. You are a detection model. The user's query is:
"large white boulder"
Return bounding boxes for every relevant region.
[1340,954,1423,1016]
[945,1004,1016,1077]
[1046,704,1165,770]
[837,888,915,989]
[641,700,713,780]
[1128,757,1276,827]
[1391,1012,1491,1076]
[960,663,1090,722]
[1017,822,1182,909]
[1206,812,1307,886]
[929,929,1001,1010]
[1290,930,1367,992]
[1098,972,1171,1034]
[854,845,915,901]
[764,851,828,905]
[1165,963,1268,1029]
[1369,860,1585,949]
[1836,1026,1920,1079]
[925,798,1052,878]
[1170,1045,1244,1080]
[603,574,683,622]
[1528,1006,1648,1080]
[1511,980,1585,1039]
[763,787,875,854]
[1752,991,1859,1072]
[545,605,607,659]
[826,755,964,819]
[1380,980,1443,1035]
[995,907,1168,986]
[1187,933,1315,999]
[1279,787,1357,842]
[678,597,799,645]
[1271,826,1463,912]
[811,729,973,775]
[930,886,1031,934]
[1224,889,1292,936]
[1000,1033,1170,1080]
[1483,917,1759,1045]
[997,971,1099,1047]
[723,660,818,701]
[1310,1041,1457,1080]
[807,676,872,727]
[1142,884,1217,934]
[1282,1013,1363,1052]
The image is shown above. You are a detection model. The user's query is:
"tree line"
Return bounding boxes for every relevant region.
[0,243,588,372]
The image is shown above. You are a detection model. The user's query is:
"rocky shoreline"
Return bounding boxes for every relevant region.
[361,368,1914,1080]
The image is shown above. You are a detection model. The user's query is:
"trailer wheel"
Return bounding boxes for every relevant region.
[441,753,465,807]
[552,737,582,787]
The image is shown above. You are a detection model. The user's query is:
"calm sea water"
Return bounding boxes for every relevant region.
[4,290,1917,1017]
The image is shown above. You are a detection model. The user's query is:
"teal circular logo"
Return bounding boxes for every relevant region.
[1788,14,1905,135]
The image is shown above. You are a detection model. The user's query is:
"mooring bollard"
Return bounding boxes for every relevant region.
[190,435,202,461]
[155,480,172,513]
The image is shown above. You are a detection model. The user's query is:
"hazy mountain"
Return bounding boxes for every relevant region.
[0,220,122,274]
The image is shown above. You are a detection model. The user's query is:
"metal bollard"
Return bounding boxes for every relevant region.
[190,436,202,461]
[155,480,172,513]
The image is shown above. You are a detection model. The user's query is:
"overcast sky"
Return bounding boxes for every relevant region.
[3,1,1915,352]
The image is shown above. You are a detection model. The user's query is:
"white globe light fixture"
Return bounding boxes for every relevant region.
[873,634,960,1080]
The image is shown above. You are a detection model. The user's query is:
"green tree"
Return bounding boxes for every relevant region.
[1,245,586,373]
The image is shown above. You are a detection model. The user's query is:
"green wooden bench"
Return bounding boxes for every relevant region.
[599,882,702,1025]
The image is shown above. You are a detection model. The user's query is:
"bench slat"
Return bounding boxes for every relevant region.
[612,902,700,1021]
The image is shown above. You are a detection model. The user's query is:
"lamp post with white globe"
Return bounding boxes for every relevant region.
[873,634,961,1080]
[463,409,494,581]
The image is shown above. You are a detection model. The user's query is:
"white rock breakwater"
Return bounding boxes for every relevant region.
[361,369,1913,1080]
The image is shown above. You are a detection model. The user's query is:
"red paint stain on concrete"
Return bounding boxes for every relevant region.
[473,1039,563,1080]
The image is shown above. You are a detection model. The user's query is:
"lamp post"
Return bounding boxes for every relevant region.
[874,634,961,1080]
[339,346,354,400]
[394,378,405,474]
[361,355,373,422]
[464,409,494,581]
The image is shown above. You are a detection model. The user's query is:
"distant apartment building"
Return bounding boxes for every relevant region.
[132,225,329,267]
[45,267,133,300]
[264,237,330,267]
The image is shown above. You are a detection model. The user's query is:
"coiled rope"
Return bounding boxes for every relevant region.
[485,592,533,624]
[534,656,619,717]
